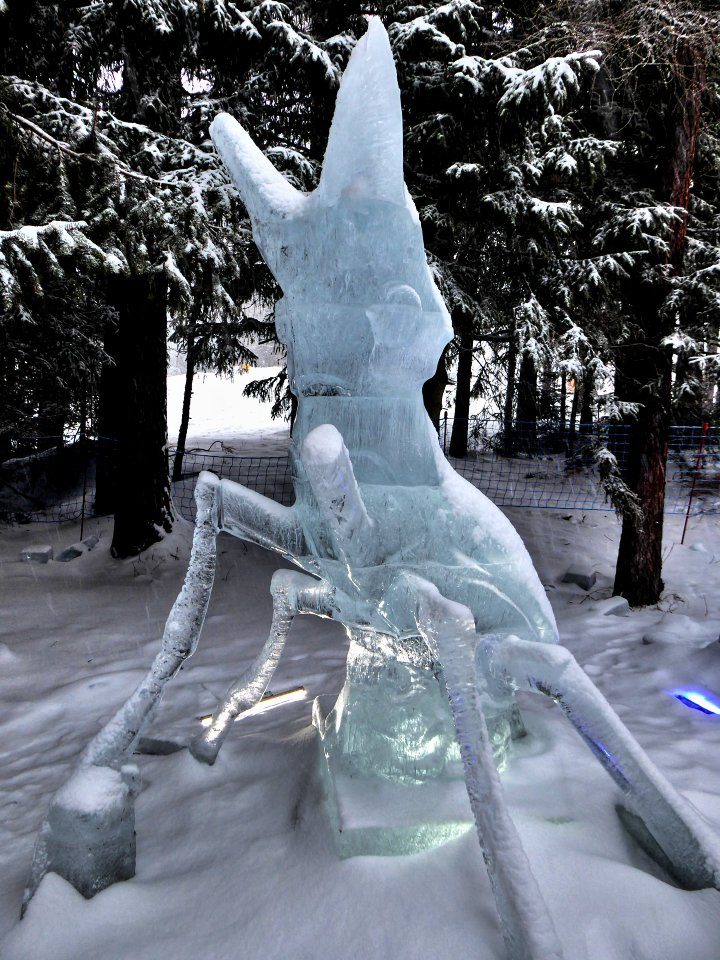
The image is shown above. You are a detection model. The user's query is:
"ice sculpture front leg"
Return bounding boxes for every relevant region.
[411,578,565,960]
[23,471,221,911]
[190,571,335,765]
[488,635,720,891]
[218,477,306,558]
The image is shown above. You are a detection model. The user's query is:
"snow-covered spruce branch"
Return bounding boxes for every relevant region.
[265,20,340,83]
[451,48,602,110]
[0,219,87,243]
[3,78,237,191]
[595,447,642,522]
[9,110,182,188]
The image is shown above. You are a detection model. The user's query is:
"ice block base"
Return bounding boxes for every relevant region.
[313,695,473,858]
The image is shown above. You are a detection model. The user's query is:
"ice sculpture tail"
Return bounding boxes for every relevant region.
[408,577,720,958]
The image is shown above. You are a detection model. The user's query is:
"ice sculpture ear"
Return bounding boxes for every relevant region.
[210,114,305,222]
[318,17,405,207]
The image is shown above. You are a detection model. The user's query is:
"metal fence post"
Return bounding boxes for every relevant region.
[680,421,709,545]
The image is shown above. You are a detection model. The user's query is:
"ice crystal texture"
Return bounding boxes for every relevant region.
[211,21,558,650]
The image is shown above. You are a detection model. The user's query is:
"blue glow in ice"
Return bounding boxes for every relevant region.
[671,689,720,716]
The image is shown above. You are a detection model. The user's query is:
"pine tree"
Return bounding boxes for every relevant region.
[536,2,719,603]
[391,3,605,454]
[224,2,607,443]
[0,1,281,552]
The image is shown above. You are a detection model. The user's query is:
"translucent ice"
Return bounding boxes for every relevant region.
[211,20,558,653]
[211,18,720,953]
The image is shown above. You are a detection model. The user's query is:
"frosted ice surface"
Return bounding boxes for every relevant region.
[54,765,129,816]
[23,764,138,909]
[24,473,220,907]
[210,19,566,958]
[317,19,406,207]
[19,544,53,563]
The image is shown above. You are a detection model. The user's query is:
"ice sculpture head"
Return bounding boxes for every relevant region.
[211,18,452,399]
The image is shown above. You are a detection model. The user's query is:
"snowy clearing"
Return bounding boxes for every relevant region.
[167,367,290,454]
[1,504,719,960]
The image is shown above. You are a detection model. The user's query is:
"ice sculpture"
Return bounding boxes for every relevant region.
[24,18,720,960]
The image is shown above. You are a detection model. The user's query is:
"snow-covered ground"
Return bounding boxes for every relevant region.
[1,374,720,960]
[168,367,290,454]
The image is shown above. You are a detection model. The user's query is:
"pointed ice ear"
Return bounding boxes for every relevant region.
[210,114,305,222]
[318,18,406,207]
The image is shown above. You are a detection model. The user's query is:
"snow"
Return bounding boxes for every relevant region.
[167,365,290,454]
[301,422,345,464]
[53,766,126,816]
[1,488,720,958]
[3,15,720,955]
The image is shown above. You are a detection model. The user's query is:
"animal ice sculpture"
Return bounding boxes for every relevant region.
[25,19,720,960]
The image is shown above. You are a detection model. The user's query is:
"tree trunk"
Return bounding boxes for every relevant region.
[109,273,173,558]
[502,334,518,456]
[36,403,66,450]
[613,340,672,605]
[449,313,473,458]
[515,350,537,453]
[568,379,580,444]
[95,318,122,516]
[538,360,554,421]
[559,375,567,435]
[79,392,88,440]
[613,48,705,606]
[608,362,626,466]
[423,347,450,431]
[579,366,594,435]
[172,338,196,482]
[577,366,595,466]
[703,327,718,417]
[673,347,701,425]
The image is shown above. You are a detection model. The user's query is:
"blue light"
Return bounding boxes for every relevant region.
[670,689,720,716]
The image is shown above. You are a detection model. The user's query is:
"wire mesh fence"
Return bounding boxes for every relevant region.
[439,418,720,515]
[172,447,294,520]
[3,419,720,525]
[0,435,99,524]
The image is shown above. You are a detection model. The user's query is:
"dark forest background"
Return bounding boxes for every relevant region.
[1,0,719,603]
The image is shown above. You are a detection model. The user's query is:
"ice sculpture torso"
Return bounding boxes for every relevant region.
[212,21,558,648]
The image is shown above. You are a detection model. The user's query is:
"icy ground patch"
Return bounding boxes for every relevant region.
[0,508,719,959]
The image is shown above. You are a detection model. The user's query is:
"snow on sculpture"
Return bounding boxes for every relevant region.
[24,18,720,960]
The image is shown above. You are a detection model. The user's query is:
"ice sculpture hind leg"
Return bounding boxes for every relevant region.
[407,576,720,958]
[487,635,720,891]
[22,18,720,960]
[190,571,334,765]
[411,579,564,960]
[23,471,312,906]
